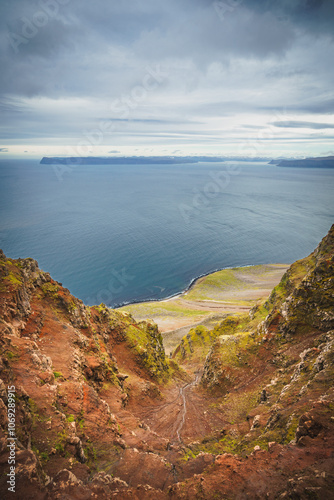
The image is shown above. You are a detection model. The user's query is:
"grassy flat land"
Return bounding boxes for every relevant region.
[119,263,289,354]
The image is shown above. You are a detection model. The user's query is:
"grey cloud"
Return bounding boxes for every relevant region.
[0,0,316,99]
[273,120,334,129]
[0,0,333,153]
[242,0,334,38]
[292,99,334,115]
[133,6,296,68]
[257,97,334,115]
[101,118,203,125]
[241,125,266,129]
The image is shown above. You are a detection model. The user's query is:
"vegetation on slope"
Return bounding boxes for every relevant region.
[0,249,180,497]
[190,225,334,466]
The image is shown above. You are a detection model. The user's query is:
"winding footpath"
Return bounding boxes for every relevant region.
[175,372,201,442]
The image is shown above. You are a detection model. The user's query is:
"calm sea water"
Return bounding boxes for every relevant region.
[0,159,333,307]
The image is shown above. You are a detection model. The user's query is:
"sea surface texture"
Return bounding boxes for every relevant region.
[0,159,333,307]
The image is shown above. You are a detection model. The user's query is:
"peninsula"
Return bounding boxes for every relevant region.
[273,155,334,168]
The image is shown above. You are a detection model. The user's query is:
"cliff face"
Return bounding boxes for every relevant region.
[0,225,334,499]
[201,226,334,391]
[0,251,177,499]
[195,226,334,497]
[261,226,334,337]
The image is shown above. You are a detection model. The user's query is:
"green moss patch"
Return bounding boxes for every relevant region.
[41,282,60,300]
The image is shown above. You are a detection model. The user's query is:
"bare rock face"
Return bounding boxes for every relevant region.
[264,224,334,337]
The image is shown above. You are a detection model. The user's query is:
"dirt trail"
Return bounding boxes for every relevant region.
[175,372,201,442]
[176,298,250,312]
[135,370,224,446]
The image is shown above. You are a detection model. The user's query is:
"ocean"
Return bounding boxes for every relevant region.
[0,159,333,307]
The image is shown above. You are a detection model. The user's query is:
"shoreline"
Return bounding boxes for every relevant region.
[115,262,289,309]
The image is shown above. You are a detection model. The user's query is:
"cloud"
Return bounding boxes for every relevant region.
[272,120,334,129]
[0,148,8,152]
[0,0,333,155]
[243,0,334,38]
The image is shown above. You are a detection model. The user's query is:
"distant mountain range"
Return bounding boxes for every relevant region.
[40,156,226,165]
[40,155,334,168]
[40,155,273,165]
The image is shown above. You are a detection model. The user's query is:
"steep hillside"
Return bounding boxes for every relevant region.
[0,225,333,499]
[182,225,334,498]
[0,251,185,499]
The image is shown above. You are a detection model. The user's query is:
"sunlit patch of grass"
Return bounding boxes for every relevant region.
[218,388,259,425]
[185,265,286,302]
[185,269,244,301]
[120,300,210,318]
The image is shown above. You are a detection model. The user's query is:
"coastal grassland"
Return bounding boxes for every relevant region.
[184,264,289,302]
[119,300,211,319]
[119,263,288,355]
[119,264,288,320]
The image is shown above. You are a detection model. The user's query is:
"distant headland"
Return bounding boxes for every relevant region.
[270,155,334,168]
[40,156,226,165]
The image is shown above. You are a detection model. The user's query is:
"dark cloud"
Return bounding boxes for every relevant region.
[242,0,334,37]
[0,148,9,152]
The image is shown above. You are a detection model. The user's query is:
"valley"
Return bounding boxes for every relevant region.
[0,228,333,499]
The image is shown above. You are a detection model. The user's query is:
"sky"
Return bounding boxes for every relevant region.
[0,0,334,158]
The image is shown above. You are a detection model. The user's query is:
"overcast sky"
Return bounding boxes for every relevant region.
[1,0,334,158]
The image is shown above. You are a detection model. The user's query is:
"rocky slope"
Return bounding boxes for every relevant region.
[183,225,334,498]
[0,251,184,498]
[0,225,334,499]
